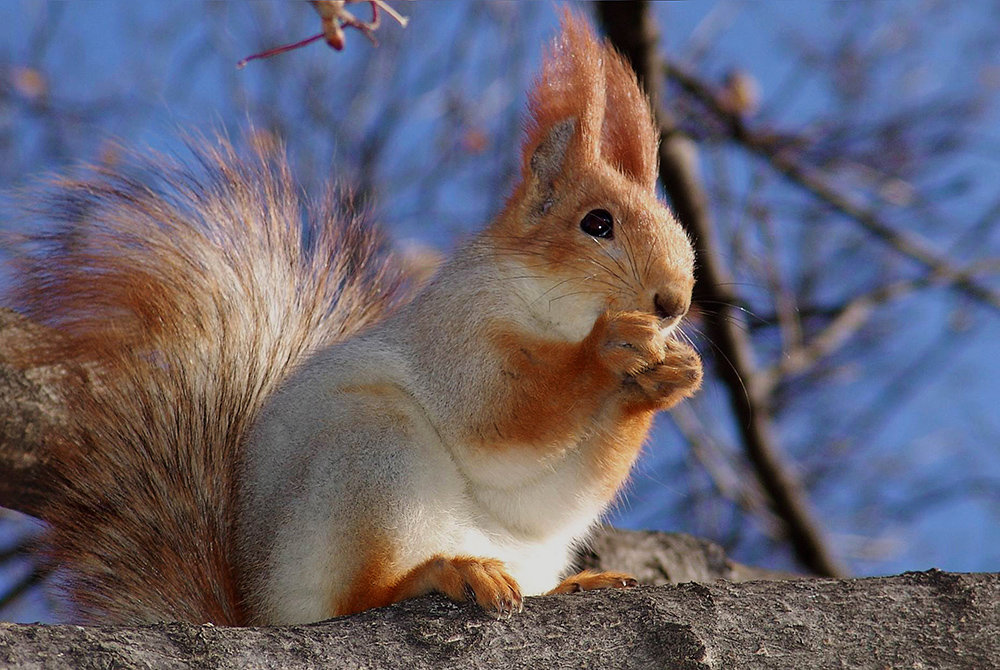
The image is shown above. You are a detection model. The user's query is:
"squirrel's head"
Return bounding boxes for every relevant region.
[489,11,695,341]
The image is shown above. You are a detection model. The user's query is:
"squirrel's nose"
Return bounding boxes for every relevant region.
[653,291,690,322]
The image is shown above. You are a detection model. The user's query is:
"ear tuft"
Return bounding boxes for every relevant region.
[600,45,660,189]
[519,10,660,191]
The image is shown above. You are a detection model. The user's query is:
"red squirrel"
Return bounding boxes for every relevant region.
[10,12,701,625]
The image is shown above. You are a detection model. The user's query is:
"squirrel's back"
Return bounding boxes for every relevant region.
[10,136,414,624]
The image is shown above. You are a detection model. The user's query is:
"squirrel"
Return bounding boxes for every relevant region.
[9,12,701,625]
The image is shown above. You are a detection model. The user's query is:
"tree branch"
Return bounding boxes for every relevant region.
[2,570,996,669]
[0,309,71,520]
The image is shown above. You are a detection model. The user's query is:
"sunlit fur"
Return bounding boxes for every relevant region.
[11,12,701,625]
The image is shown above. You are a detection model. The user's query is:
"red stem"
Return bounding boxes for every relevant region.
[236,32,325,69]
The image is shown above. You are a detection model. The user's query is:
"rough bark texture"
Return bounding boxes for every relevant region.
[1,571,996,669]
[0,308,69,519]
[576,527,799,585]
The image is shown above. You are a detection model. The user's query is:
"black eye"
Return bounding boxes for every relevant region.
[580,209,614,239]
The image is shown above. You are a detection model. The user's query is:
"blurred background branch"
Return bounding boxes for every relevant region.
[665,61,1000,312]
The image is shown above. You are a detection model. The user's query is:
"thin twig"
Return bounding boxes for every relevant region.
[671,404,782,538]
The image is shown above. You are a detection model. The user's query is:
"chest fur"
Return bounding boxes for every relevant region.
[403,439,610,594]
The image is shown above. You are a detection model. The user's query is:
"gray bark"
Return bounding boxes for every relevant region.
[1,570,996,669]
[0,308,68,519]
[578,526,799,585]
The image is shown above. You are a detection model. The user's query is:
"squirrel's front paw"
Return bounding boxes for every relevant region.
[626,338,702,409]
[591,311,668,378]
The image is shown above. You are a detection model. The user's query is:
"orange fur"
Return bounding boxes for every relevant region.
[334,538,522,617]
[332,536,397,616]
[478,313,700,497]
[520,8,659,188]
[466,12,698,498]
[383,555,522,615]
[471,326,617,451]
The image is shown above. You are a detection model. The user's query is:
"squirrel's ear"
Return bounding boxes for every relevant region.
[519,11,604,197]
[526,117,576,213]
[519,10,659,194]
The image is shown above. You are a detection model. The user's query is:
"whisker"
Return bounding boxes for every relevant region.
[587,235,633,285]
[643,239,656,280]
[580,239,630,286]
[548,287,626,307]
[683,323,753,415]
[529,274,593,306]
[617,220,642,284]
[695,300,772,327]
[578,250,621,277]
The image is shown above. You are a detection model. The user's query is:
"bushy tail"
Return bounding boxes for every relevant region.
[9,136,415,624]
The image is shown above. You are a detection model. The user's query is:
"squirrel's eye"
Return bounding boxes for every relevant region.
[580,209,614,239]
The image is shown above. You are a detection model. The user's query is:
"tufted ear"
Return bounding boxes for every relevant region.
[600,44,660,190]
[519,11,604,199]
[518,10,660,195]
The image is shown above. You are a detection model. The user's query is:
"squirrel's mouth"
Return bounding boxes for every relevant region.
[656,312,684,330]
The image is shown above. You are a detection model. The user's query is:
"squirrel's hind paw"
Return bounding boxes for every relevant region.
[548,570,639,595]
[399,555,523,617]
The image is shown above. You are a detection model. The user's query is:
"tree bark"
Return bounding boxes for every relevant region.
[2,570,996,669]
